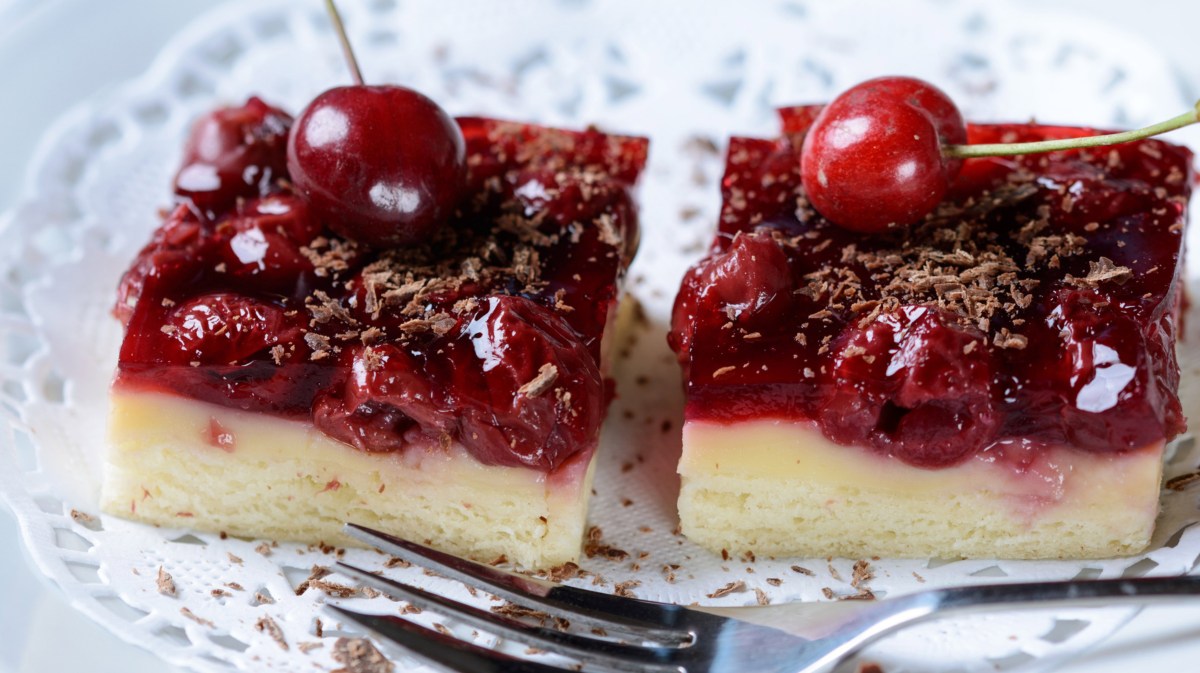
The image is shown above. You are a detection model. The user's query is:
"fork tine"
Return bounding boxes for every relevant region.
[345,523,694,645]
[329,606,564,673]
[337,561,682,673]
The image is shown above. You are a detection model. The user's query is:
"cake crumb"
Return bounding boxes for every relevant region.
[791,565,815,576]
[331,636,394,673]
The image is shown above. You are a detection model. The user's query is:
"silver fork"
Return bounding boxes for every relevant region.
[330,523,1200,673]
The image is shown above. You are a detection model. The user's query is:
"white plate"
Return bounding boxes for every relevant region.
[2,1,1200,671]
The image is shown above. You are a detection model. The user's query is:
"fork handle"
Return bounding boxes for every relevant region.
[824,574,1200,667]
[930,574,1200,614]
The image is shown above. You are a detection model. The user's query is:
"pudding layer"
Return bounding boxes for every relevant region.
[679,418,1164,559]
[106,389,595,568]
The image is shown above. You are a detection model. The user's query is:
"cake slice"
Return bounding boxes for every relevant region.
[669,106,1192,559]
[104,99,647,569]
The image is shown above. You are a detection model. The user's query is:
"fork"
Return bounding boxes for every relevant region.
[329,523,1200,673]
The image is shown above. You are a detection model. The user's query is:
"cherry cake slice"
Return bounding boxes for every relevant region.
[104,98,648,568]
[669,106,1192,559]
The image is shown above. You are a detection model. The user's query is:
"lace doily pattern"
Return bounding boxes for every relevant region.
[1,0,1198,671]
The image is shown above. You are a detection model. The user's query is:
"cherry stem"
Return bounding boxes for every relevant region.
[324,0,364,86]
[943,101,1200,159]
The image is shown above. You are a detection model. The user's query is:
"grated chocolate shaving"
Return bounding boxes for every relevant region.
[1066,256,1133,288]
[518,363,559,398]
[179,607,213,628]
[583,526,630,562]
[1166,472,1200,491]
[707,580,746,598]
[255,615,288,651]
[156,566,176,597]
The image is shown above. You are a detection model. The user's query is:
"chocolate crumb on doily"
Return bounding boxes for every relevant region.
[255,615,288,651]
[294,565,332,595]
[791,565,815,576]
[583,526,630,562]
[226,552,243,565]
[179,607,213,628]
[754,587,771,606]
[859,663,886,673]
[543,561,583,583]
[297,641,324,654]
[826,559,843,582]
[612,580,641,598]
[255,542,273,556]
[1166,471,1200,491]
[69,509,95,525]
[156,566,176,597]
[706,580,746,599]
[331,633,391,671]
[491,602,553,625]
[850,559,874,589]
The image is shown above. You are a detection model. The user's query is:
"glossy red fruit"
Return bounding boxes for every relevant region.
[287,85,466,248]
[800,76,967,233]
[162,293,297,365]
[1047,288,1185,450]
[821,305,997,467]
[174,97,292,215]
[669,229,791,360]
[314,295,603,470]
[215,195,326,293]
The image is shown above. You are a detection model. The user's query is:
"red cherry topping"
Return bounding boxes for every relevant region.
[162,293,297,365]
[801,76,1200,234]
[821,305,998,468]
[287,85,466,248]
[800,76,966,233]
[174,97,292,216]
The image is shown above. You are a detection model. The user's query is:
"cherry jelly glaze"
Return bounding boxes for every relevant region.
[116,99,648,471]
[669,106,1193,468]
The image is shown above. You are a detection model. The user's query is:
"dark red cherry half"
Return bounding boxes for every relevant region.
[174,97,292,216]
[287,85,466,248]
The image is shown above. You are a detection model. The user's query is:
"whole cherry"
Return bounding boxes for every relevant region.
[800,76,966,234]
[801,75,1200,234]
[287,0,466,248]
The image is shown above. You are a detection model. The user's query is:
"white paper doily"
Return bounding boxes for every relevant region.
[2,1,1199,671]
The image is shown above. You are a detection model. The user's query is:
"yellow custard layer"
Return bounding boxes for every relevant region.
[104,389,595,569]
[678,417,1163,559]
